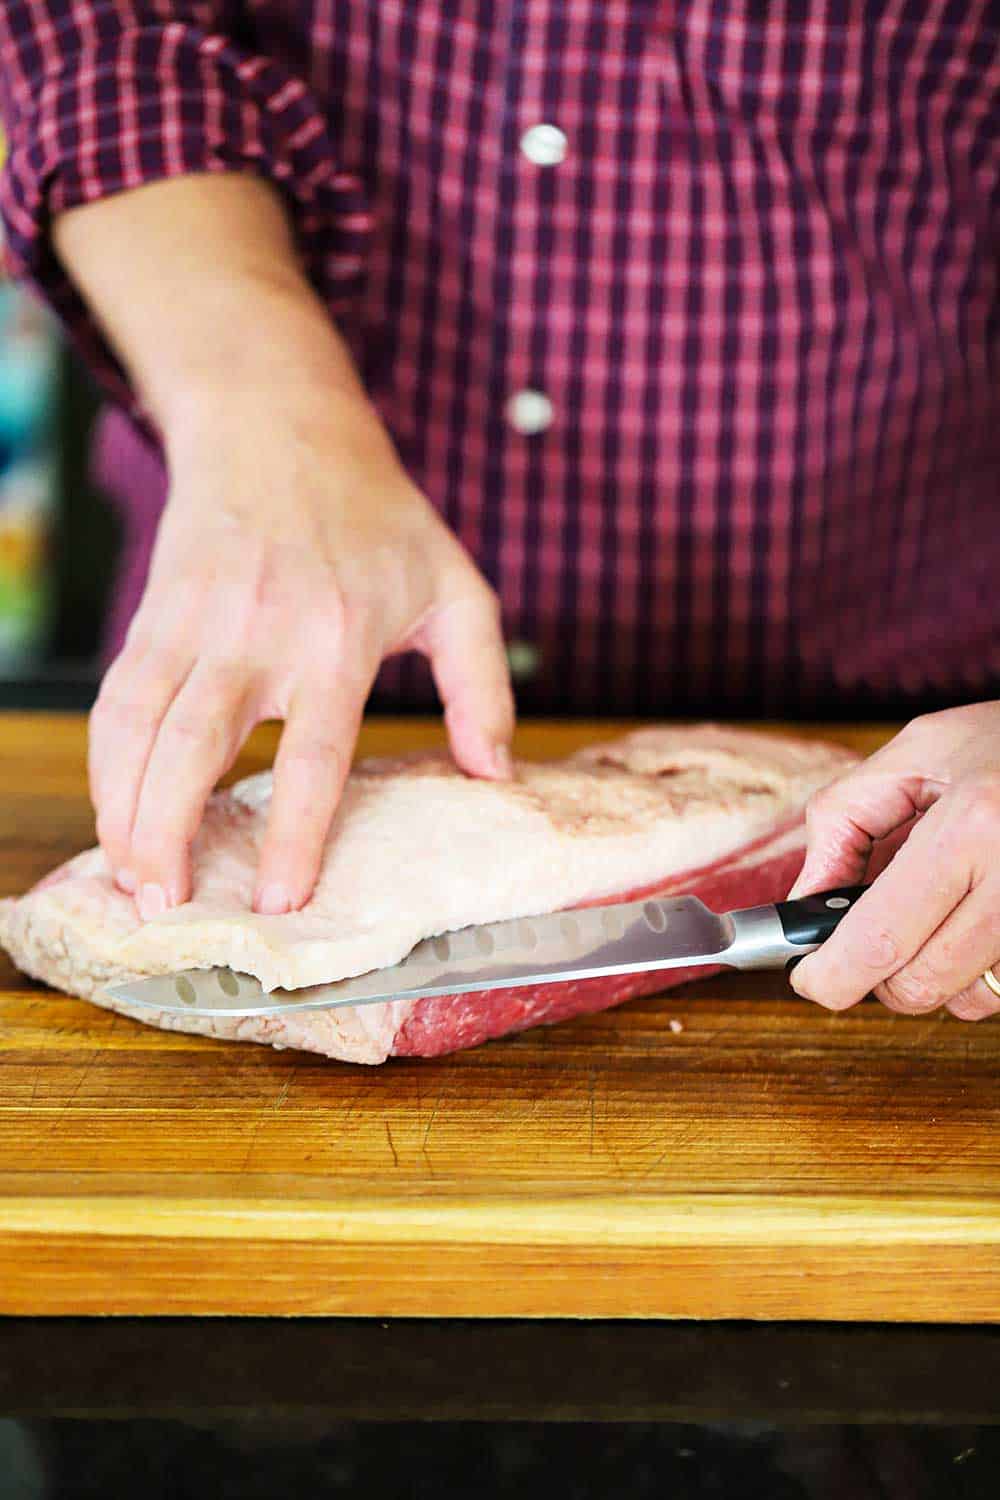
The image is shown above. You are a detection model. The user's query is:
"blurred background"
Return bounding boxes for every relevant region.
[0,127,119,710]
[2,119,989,726]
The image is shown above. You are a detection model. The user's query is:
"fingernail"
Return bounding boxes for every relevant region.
[493,745,513,778]
[116,868,137,895]
[138,883,168,921]
[255,882,291,916]
[788,959,816,999]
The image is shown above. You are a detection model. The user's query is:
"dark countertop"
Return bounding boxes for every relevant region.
[3,1318,1000,1425]
[3,1320,1000,1498]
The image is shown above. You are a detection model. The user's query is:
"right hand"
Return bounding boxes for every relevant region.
[88,385,515,920]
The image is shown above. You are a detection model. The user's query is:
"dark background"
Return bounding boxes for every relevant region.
[0,337,119,710]
[3,1320,1000,1499]
[49,354,120,672]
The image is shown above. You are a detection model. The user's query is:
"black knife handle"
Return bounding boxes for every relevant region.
[775,885,869,971]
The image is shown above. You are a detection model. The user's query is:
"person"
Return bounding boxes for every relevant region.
[0,3,997,1019]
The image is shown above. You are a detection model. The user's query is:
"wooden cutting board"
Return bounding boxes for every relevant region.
[2,713,999,1322]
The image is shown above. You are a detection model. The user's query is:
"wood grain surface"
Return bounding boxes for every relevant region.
[2,713,999,1321]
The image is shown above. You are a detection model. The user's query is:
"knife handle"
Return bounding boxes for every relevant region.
[775,885,869,970]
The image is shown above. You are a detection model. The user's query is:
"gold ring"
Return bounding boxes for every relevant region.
[984,967,1000,1001]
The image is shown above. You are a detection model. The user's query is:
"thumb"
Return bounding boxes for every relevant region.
[787,768,935,899]
[419,586,516,780]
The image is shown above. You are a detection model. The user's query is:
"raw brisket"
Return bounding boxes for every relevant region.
[0,725,856,1063]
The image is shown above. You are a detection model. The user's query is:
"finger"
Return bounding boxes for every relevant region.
[788,765,943,900]
[88,642,192,892]
[788,795,969,1011]
[128,660,254,916]
[253,668,371,914]
[947,978,1000,1022]
[872,880,1000,1016]
[862,814,923,883]
[421,586,516,779]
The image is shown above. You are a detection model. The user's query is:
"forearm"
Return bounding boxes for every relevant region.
[52,172,366,446]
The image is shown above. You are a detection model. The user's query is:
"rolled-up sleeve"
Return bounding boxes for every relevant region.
[0,0,371,411]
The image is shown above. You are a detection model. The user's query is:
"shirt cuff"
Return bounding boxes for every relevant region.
[0,20,372,426]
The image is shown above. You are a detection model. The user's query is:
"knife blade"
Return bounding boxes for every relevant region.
[102,885,867,1019]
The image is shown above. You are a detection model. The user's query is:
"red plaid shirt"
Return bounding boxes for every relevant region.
[2,2,998,713]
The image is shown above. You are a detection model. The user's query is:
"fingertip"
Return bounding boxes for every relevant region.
[254,881,293,917]
[787,959,816,1000]
[427,596,516,777]
[254,860,318,915]
[787,854,860,902]
[95,809,132,880]
[253,837,311,914]
[137,883,170,921]
[442,706,499,781]
[130,837,188,903]
[788,957,850,1010]
[452,737,513,782]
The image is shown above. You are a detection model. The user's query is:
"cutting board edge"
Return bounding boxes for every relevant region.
[3,1189,1000,1246]
[2,1232,1000,1321]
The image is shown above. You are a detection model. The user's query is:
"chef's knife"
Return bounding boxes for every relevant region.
[103,885,867,1019]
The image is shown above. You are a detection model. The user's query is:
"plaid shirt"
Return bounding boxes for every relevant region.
[2,2,998,713]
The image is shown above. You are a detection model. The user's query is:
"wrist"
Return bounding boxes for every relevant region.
[160,367,414,539]
[152,274,364,445]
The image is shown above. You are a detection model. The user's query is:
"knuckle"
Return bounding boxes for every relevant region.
[314,595,349,651]
[444,569,502,623]
[164,714,225,752]
[336,625,379,685]
[872,982,909,1015]
[852,924,903,974]
[91,693,156,737]
[948,993,994,1023]
[470,578,503,626]
[805,784,838,826]
[958,772,1000,839]
[473,576,502,613]
[92,659,184,732]
[898,711,936,741]
[879,965,946,1014]
[120,607,165,655]
[199,655,249,692]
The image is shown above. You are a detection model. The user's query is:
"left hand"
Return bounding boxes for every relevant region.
[787,702,1000,1020]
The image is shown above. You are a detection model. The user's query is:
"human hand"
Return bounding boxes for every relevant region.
[787,702,1000,1020]
[89,385,514,920]
[51,175,513,921]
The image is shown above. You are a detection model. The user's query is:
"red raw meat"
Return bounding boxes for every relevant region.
[394,822,806,1056]
[0,726,855,1063]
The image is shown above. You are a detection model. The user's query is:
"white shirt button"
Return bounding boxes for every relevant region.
[506,640,541,681]
[506,388,554,435]
[519,124,569,167]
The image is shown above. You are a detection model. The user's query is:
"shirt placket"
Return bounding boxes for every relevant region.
[488,0,577,694]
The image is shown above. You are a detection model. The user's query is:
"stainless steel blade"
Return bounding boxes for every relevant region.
[103,894,738,1018]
